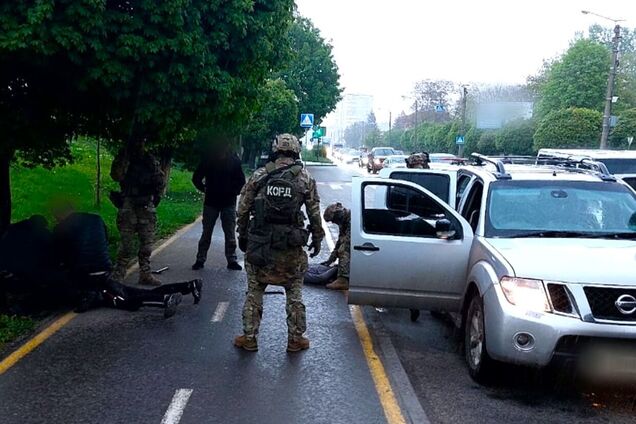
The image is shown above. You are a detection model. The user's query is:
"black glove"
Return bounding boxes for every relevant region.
[238,237,248,253]
[308,238,322,258]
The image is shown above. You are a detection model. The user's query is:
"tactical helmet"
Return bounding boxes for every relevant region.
[323,202,345,222]
[273,133,301,154]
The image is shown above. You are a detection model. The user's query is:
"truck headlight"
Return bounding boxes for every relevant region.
[500,277,551,313]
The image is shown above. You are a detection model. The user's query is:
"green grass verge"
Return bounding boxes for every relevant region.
[11,138,203,257]
[0,315,35,350]
[3,138,203,347]
[302,147,332,164]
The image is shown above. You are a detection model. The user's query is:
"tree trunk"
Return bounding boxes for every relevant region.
[158,148,173,195]
[0,150,13,237]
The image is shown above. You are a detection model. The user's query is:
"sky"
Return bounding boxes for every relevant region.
[295,0,636,122]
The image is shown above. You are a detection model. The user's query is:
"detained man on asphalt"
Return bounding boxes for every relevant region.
[52,202,202,318]
[234,134,324,353]
[322,202,351,291]
[191,143,245,271]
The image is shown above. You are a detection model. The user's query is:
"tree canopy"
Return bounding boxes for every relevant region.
[533,108,602,151]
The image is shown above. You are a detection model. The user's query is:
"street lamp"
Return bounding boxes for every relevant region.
[582,10,625,149]
[459,85,469,158]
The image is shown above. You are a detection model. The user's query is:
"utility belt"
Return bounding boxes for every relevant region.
[110,191,154,208]
[245,222,309,267]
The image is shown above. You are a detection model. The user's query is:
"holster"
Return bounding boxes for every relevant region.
[246,228,272,267]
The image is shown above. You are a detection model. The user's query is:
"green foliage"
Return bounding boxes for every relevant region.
[536,39,610,118]
[495,119,536,155]
[477,131,499,155]
[611,108,636,148]
[278,17,342,125]
[533,108,602,150]
[0,315,35,349]
[302,147,331,163]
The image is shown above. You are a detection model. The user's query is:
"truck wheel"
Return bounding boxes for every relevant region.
[465,293,496,383]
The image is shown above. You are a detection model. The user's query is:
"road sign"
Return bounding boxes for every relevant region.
[435,104,445,113]
[300,113,314,128]
[312,126,326,138]
[456,135,465,145]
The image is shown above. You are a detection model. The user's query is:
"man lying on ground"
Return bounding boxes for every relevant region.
[52,202,202,318]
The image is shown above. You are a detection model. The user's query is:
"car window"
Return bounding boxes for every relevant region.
[456,174,471,207]
[389,171,450,204]
[373,149,394,156]
[460,181,483,231]
[363,182,461,239]
[486,181,636,237]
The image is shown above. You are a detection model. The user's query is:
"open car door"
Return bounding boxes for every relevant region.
[349,177,473,312]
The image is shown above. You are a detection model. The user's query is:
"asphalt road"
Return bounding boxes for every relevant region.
[320,160,636,424]
[0,163,387,424]
[2,160,635,424]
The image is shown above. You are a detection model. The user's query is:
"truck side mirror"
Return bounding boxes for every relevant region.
[435,219,456,240]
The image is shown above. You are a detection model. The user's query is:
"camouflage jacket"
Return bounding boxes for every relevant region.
[328,209,351,263]
[111,149,165,200]
[237,157,324,243]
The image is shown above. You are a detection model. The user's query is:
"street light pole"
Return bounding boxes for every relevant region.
[414,100,419,147]
[582,10,624,149]
[459,85,468,158]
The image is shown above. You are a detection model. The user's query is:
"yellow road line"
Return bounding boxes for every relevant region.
[351,305,406,424]
[0,312,77,375]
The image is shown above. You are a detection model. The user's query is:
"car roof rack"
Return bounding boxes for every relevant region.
[470,153,511,179]
[535,156,616,181]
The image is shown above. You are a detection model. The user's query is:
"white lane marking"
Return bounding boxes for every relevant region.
[161,389,193,424]
[211,301,229,323]
[329,183,343,190]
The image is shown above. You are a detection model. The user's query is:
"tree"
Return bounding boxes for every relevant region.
[0,1,295,231]
[611,108,636,149]
[477,131,499,155]
[277,16,342,128]
[533,108,602,150]
[535,39,610,118]
[413,79,456,113]
[242,79,299,163]
[495,119,536,155]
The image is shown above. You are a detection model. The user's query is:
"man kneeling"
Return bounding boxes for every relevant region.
[52,203,202,318]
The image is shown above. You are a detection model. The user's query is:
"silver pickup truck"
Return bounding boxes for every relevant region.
[351,155,636,382]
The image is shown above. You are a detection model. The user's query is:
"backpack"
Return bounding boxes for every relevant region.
[259,163,304,225]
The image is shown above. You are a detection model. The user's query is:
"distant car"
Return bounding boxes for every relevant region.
[429,153,458,163]
[394,150,405,156]
[359,148,369,167]
[367,147,396,174]
[382,155,408,169]
[341,148,358,164]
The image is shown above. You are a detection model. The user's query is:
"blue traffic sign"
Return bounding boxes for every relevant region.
[300,113,314,128]
[435,104,445,113]
[456,135,465,145]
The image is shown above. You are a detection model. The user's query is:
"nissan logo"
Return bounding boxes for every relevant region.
[615,294,636,315]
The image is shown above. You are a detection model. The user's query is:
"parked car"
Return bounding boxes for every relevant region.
[381,155,408,169]
[367,147,396,174]
[351,153,636,382]
[537,149,636,190]
[341,148,358,164]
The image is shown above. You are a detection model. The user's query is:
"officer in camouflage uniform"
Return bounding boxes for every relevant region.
[110,140,166,286]
[321,202,351,291]
[406,152,430,169]
[234,134,324,353]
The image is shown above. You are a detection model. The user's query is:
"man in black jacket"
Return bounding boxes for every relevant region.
[52,203,202,318]
[191,145,246,271]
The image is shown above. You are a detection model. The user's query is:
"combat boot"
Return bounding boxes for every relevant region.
[139,273,162,286]
[233,335,258,352]
[287,336,310,352]
[326,277,349,291]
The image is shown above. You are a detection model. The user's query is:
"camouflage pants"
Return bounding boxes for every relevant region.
[242,262,306,341]
[337,237,350,279]
[114,201,157,277]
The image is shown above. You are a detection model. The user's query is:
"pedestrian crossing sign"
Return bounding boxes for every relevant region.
[456,135,465,145]
[300,113,314,128]
[435,104,445,113]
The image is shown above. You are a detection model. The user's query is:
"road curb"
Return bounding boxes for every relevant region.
[364,307,431,424]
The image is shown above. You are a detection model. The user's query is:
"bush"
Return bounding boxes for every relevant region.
[476,131,499,155]
[611,108,636,149]
[495,119,536,155]
[533,107,602,151]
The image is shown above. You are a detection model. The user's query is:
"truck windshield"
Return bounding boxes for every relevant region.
[485,181,636,238]
[373,149,394,156]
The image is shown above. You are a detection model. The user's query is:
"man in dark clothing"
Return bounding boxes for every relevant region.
[0,216,65,312]
[191,146,246,271]
[52,205,202,318]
